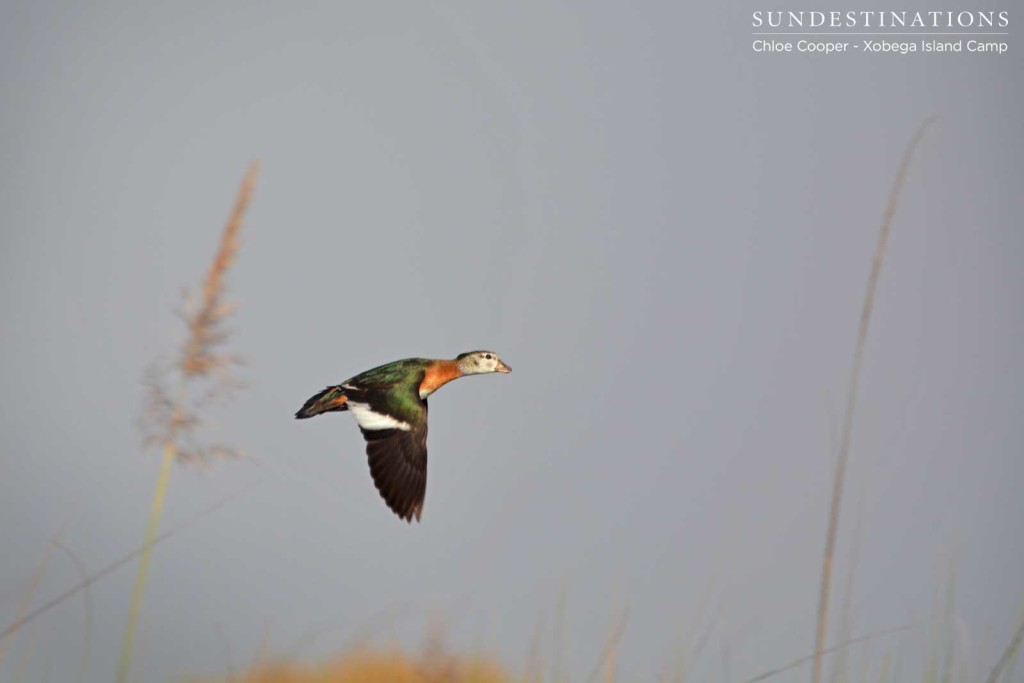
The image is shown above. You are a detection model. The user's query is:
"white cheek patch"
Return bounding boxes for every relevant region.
[348,402,412,432]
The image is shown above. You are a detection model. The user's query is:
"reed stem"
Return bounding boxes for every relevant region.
[117,432,178,683]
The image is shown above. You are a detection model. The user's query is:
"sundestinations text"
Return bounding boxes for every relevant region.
[751,10,1008,29]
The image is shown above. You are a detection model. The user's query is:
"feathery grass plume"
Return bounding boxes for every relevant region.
[810,119,936,683]
[118,162,259,683]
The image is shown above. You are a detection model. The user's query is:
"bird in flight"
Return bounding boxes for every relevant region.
[295,351,511,522]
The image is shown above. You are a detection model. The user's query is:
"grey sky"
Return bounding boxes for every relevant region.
[1,1,1021,681]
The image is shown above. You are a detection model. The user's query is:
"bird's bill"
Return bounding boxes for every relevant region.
[495,360,511,373]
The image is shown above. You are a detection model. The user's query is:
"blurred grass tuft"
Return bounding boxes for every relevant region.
[185,647,516,683]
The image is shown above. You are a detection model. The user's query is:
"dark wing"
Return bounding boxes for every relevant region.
[361,422,428,522]
[341,367,429,522]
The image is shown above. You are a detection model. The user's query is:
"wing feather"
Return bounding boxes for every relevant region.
[362,424,428,522]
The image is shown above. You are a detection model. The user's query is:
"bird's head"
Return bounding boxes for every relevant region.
[455,350,511,375]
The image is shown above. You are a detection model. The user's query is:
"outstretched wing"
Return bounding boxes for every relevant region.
[342,376,430,522]
[361,423,428,522]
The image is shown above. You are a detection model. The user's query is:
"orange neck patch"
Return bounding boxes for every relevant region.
[419,360,464,398]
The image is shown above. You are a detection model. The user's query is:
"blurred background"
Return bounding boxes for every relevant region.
[1,1,1021,681]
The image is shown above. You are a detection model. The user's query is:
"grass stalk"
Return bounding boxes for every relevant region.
[585,606,629,683]
[525,612,546,683]
[810,118,936,683]
[0,543,53,669]
[747,623,914,683]
[552,584,568,683]
[52,540,95,683]
[0,513,74,673]
[117,435,179,683]
[985,612,1024,683]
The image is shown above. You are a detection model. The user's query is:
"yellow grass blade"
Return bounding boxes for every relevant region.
[117,438,177,683]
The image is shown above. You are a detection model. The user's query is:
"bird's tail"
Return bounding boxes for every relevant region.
[295,385,348,419]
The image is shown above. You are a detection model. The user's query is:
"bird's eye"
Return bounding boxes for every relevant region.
[484,354,492,359]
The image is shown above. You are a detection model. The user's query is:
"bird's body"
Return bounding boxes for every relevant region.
[295,351,510,522]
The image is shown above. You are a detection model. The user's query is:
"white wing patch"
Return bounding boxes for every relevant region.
[348,402,412,432]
